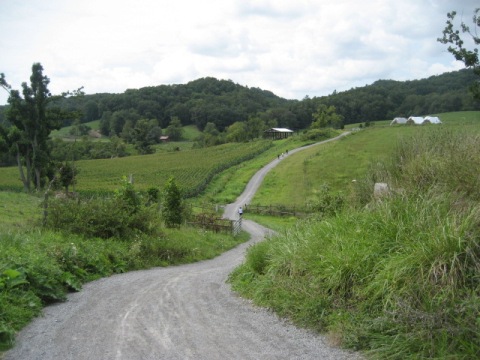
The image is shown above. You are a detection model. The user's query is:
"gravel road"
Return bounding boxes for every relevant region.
[5,133,362,360]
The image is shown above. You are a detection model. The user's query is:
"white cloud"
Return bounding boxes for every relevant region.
[0,0,478,105]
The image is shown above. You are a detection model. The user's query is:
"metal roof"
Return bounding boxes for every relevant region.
[265,128,294,133]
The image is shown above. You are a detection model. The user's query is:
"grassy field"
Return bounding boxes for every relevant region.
[230,111,480,359]
[252,111,480,209]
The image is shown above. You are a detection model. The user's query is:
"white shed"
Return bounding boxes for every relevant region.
[407,116,425,125]
[423,116,442,124]
[390,117,407,125]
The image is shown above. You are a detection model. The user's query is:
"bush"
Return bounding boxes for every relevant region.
[45,196,161,239]
[300,128,339,141]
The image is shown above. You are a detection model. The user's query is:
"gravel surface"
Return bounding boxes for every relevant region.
[5,133,363,360]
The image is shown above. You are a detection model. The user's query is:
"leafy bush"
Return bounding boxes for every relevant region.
[305,183,345,216]
[300,128,339,141]
[45,179,162,239]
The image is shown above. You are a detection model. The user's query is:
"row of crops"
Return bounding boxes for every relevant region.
[0,141,273,197]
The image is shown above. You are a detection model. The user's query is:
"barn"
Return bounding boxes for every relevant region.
[264,128,294,140]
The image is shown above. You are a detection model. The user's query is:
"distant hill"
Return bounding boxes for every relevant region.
[1,70,479,131]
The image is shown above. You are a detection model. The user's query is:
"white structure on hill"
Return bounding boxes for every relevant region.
[407,116,425,125]
[423,116,442,124]
[390,117,407,125]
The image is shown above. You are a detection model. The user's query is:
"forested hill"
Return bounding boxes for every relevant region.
[1,70,478,132]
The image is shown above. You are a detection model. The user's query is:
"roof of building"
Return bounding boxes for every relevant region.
[390,117,408,125]
[264,128,294,133]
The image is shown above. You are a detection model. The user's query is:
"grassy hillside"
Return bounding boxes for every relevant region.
[230,112,480,359]
[253,111,480,209]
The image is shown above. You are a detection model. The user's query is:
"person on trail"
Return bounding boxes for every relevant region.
[238,206,243,217]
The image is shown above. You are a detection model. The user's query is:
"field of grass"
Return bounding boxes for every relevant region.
[229,113,480,359]
[253,111,480,209]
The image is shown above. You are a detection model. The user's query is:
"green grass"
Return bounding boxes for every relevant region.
[252,112,480,209]
[0,141,273,196]
[51,120,102,139]
[195,135,318,205]
[0,192,42,230]
[229,119,480,359]
[182,125,202,141]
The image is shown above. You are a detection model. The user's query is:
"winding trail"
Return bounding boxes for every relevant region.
[5,132,361,360]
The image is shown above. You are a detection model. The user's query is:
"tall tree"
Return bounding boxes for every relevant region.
[162,177,183,228]
[1,63,76,191]
[438,9,480,100]
[165,116,184,141]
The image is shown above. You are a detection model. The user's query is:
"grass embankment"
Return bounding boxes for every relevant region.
[229,124,480,359]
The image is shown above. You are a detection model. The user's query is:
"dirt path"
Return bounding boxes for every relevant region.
[5,133,361,360]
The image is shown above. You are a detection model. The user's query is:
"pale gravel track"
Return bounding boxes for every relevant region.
[5,132,362,360]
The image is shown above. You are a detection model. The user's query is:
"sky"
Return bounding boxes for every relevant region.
[0,0,478,105]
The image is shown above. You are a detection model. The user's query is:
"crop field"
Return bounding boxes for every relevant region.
[0,141,272,197]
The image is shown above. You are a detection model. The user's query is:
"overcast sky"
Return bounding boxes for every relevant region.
[0,0,478,105]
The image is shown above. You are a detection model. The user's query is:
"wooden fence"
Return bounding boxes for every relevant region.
[187,213,242,236]
[243,204,307,217]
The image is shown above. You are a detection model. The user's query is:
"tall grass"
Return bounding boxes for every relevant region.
[229,127,480,359]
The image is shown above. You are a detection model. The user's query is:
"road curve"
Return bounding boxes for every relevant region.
[5,132,361,360]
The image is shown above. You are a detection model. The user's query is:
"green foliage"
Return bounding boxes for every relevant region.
[230,127,480,359]
[311,104,343,129]
[1,63,78,192]
[165,116,184,141]
[300,128,339,141]
[162,177,184,228]
[305,183,345,216]
[438,9,480,100]
[55,161,78,193]
[44,178,161,239]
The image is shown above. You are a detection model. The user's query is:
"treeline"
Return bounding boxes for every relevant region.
[1,69,479,136]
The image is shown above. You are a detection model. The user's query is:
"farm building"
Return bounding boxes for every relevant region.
[264,128,294,140]
[405,116,442,125]
[407,116,425,125]
[390,117,407,125]
[423,116,442,124]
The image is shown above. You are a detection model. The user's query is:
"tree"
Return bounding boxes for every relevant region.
[57,162,78,194]
[438,9,480,100]
[131,119,155,154]
[1,63,73,191]
[226,121,247,142]
[165,116,184,141]
[162,177,183,228]
[311,104,343,129]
